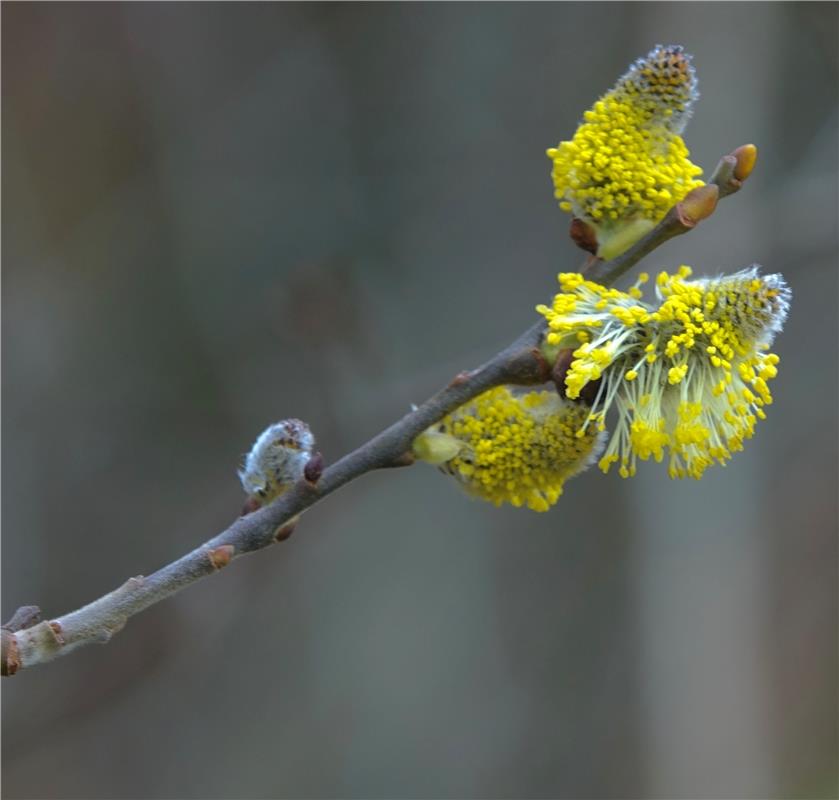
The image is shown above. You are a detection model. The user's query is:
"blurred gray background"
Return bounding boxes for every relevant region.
[2,3,837,799]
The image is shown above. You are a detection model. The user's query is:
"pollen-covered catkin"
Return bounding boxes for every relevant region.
[413,387,604,512]
[536,266,790,479]
[547,45,704,259]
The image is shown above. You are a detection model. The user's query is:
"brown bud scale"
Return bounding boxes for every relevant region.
[449,371,472,387]
[208,545,235,570]
[241,496,262,516]
[49,621,65,645]
[569,217,599,255]
[1,630,20,676]
[551,348,601,405]
[303,452,324,484]
[390,451,416,468]
[551,349,575,399]
[274,521,297,542]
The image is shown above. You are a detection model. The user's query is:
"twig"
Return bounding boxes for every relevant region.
[584,146,752,284]
[1,148,751,676]
[1,328,549,675]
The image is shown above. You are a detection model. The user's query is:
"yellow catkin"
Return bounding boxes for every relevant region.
[413,387,603,511]
[536,266,790,480]
[546,45,704,259]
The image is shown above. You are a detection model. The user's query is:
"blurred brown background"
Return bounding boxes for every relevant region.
[2,3,837,799]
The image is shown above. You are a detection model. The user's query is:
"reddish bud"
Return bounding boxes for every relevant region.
[552,348,601,404]
[241,496,262,516]
[274,521,297,542]
[569,217,599,255]
[303,452,324,484]
[48,621,65,645]
[449,371,472,387]
[208,545,235,570]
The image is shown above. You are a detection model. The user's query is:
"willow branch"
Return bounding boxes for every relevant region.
[1,146,752,676]
[1,327,550,676]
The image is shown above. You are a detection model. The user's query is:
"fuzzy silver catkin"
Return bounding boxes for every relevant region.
[239,419,315,502]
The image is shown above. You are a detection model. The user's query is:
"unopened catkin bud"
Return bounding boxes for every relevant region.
[239,419,315,504]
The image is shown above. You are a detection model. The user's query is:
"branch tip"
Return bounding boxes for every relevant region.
[711,154,736,184]
[2,605,42,633]
[710,152,750,198]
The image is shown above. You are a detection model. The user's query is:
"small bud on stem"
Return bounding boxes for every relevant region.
[303,452,324,484]
[675,184,720,228]
[569,217,599,255]
[731,143,758,181]
[208,545,235,570]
